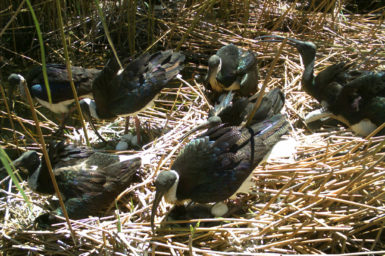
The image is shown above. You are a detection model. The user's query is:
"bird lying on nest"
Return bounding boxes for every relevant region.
[151,113,289,232]
[204,44,259,103]
[11,141,142,226]
[258,35,385,137]
[181,87,285,140]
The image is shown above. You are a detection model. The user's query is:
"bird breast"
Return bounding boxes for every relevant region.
[163,170,182,204]
[209,66,224,92]
[350,119,378,137]
[35,98,75,114]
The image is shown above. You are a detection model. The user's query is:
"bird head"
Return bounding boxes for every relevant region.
[79,98,98,120]
[11,151,40,176]
[256,35,316,67]
[151,170,179,233]
[208,54,221,71]
[7,73,26,110]
[207,54,222,82]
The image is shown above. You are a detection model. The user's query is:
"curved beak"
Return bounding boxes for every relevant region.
[151,189,164,233]
[180,116,221,141]
[1,151,36,177]
[180,120,212,141]
[79,99,107,143]
[254,35,297,47]
[7,83,16,112]
[89,120,107,143]
[12,155,24,169]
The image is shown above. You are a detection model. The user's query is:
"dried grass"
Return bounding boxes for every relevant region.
[1,0,385,255]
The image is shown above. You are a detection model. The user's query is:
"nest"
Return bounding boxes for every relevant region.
[1,0,385,255]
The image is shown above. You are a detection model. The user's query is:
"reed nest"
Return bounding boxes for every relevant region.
[1,0,385,255]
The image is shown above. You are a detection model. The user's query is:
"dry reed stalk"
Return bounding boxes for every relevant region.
[1,0,385,255]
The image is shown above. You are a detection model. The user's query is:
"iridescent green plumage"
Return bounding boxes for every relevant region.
[259,35,385,136]
[152,114,289,232]
[14,142,141,225]
[205,44,259,102]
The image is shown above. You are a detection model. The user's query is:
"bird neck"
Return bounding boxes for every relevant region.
[163,170,180,204]
[89,100,100,119]
[83,98,100,119]
[28,161,55,194]
[18,75,27,99]
[301,56,316,97]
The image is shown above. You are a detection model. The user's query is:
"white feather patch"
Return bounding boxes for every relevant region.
[351,119,377,137]
[163,170,180,204]
[211,202,228,217]
[35,98,74,114]
[263,137,297,163]
[304,109,332,123]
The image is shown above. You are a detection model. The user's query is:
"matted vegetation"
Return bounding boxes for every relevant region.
[1,0,385,255]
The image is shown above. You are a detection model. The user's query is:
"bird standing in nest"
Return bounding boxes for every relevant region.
[8,64,100,116]
[205,44,259,103]
[12,141,142,225]
[79,50,185,144]
[258,35,385,136]
[151,113,289,232]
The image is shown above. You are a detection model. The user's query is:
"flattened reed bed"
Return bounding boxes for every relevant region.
[1,0,385,254]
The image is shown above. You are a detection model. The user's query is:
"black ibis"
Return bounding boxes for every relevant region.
[258,35,385,136]
[8,64,100,115]
[0,151,40,181]
[151,114,289,232]
[13,141,142,224]
[79,50,185,143]
[181,87,285,140]
[205,44,259,101]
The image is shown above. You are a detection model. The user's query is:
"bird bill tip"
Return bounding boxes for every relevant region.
[150,190,164,234]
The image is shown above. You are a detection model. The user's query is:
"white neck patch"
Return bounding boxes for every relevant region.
[83,98,99,119]
[163,170,180,204]
[217,57,222,73]
[18,74,27,98]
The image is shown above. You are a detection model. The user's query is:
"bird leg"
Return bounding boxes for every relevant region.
[88,119,107,143]
[124,117,130,134]
[57,105,77,132]
[51,114,69,140]
[134,116,141,145]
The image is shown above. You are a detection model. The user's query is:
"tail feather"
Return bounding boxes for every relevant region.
[104,157,142,192]
[235,114,289,166]
[210,91,235,117]
[160,51,185,82]
[237,114,288,149]
[247,88,285,122]
[145,51,185,88]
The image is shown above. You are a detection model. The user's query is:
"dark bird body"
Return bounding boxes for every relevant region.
[80,50,185,142]
[205,44,259,101]
[14,142,141,223]
[151,114,289,231]
[259,35,385,136]
[0,151,40,181]
[182,87,285,140]
[8,64,100,114]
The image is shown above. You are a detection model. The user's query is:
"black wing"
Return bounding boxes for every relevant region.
[172,127,251,203]
[26,64,99,103]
